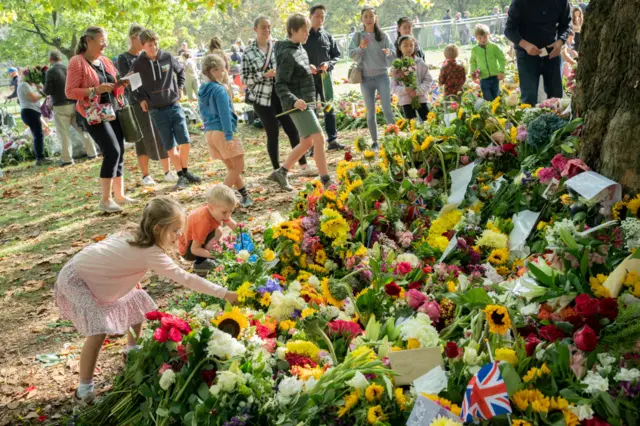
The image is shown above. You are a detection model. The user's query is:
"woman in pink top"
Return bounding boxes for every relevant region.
[54,197,238,404]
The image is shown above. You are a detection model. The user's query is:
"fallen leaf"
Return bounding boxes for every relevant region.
[92,234,107,242]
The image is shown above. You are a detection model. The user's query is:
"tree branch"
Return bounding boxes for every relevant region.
[27,13,54,46]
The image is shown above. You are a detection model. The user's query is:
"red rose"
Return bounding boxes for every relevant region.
[539,325,565,343]
[168,327,183,342]
[385,282,402,296]
[422,265,433,274]
[160,316,177,330]
[574,294,600,317]
[200,368,217,386]
[574,325,598,352]
[153,327,169,343]
[525,334,541,357]
[175,319,191,334]
[408,281,422,290]
[145,311,164,321]
[444,342,461,359]
[599,298,619,321]
[395,261,412,275]
[502,143,517,156]
[344,151,353,161]
[583,417,610,426]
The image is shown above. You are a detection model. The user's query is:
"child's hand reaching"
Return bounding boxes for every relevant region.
[294,99,307,111]
[204,238,218,252]
[224,291,239,304]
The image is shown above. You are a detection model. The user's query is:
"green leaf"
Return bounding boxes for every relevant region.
[554,321,575,334]
[580,251,589,278]
[528,262,555,287]
[156,407,169,417]
[198,382,210,401]
[557,343,570,376]
[500,364,522,396]
[458,288,493,310]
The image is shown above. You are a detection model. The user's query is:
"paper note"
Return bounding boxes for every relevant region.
[388,347,444,386]
[565,171,621,203]
[509,210,541,257]
[539,47,548,57]
[413,365,448,395]
[121,72,142,91]
[407,394,462,426]
[447,161,477,206]
[444,112,457,126]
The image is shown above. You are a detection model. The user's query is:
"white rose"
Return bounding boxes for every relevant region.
[408,168,418,179]
[308,275,320,289]
[506,93,519,107]
[614,368,640,382]
[159,369,176,390]
[569,404,594,421]
[463,347,479,366]
[238,249,250,261]
[345,371,369,390]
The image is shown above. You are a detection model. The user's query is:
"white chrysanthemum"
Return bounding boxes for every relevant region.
[210,370,246,395]
[581,371,609,395]
[308,275,320,289]
[276,346,288,361]
[267,291,307,320]
[407,168,418,179]
[614,368,640,382]
[568,404,594,421]
[159,369,176,390]
[206,328,246,359]
[191,305,219,324]
[398,313,440,348]
[345,371,369,390]
[288,280,302,293]
[621,218,640,250]
[397,253,420,268]
[276,376,304,405]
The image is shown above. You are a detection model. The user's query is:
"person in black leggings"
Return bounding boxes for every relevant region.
[16,76,53,165]
[241,16,316,178]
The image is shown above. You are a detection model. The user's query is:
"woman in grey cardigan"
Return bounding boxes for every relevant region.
[349,7,395,149]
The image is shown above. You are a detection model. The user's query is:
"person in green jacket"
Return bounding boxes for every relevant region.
[469,24,506,101]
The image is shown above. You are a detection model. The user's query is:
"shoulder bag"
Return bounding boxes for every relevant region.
[348,32,363,84]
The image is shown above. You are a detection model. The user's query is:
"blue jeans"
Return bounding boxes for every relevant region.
[480,76,500,101]
[516,50,563,105]
[361,74,394,143]
[149,103,190,151]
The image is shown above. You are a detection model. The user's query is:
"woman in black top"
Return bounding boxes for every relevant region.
[116,24,173,186]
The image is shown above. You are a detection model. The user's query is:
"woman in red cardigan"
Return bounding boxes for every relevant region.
[66,26,137,213]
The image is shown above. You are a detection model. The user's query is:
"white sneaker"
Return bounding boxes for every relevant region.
[298,165,319,177]
[164,171,179,182]
[124,142,135,150]
[98,199,123,213]
[142,175,156,186]
[115,196,140,205]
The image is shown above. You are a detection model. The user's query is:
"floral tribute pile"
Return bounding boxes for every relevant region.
[79,91,640,426]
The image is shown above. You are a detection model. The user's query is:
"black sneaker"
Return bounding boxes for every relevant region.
[183,171,202,183]
[60,161,74,167]
[174,175,189,190]
[371,141,380,150]
[194,259,216,276]
[327,141,345,151]
[36,158,54,166]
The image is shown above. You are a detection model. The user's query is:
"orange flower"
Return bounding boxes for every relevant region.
[384,124,400,135]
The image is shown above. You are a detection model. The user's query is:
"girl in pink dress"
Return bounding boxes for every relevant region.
[54,196,239,404]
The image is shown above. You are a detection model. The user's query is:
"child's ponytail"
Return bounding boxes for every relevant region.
[128,197,184,249]
[202,53,233,98]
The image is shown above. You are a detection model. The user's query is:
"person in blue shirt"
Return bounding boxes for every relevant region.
[199,54,252,208]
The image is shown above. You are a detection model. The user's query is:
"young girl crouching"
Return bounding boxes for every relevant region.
[54,196,238,404]
[199,54,252,207]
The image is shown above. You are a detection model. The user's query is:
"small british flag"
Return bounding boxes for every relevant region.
[460,361,512,422]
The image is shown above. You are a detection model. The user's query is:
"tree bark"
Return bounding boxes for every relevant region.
[575,0,640,191]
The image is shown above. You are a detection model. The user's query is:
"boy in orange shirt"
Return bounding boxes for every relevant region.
[178,184,239,276]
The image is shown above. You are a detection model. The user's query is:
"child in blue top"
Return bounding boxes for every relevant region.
[198,54,252,207]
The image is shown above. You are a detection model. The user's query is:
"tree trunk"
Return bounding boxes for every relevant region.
[575,0,640,191]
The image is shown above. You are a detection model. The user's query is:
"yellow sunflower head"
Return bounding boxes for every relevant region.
[483,305,511,335]
[211,307,249,338]
[488,248,510,265]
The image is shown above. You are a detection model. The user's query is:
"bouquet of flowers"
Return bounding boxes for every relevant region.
[391,57,421,109]
[21,65,48,85]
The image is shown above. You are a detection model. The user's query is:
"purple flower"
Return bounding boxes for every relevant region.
[301,214,319,231]
[516,124,528,142]
[258,277,283,294]
[291,309,302,319]
[302,235,319,254]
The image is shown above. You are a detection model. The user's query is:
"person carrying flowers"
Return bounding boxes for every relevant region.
[390,35,433,121]
[469,24,506,101]
[54,196,238,405]
[198,54,252,208]
[272,13,332,191]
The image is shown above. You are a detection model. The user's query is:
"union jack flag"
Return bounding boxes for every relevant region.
[460,361,512,422]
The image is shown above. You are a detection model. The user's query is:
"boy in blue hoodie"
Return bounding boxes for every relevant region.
[199,54,252,208]
[133,29,201,190]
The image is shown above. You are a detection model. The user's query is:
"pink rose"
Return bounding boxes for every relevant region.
[418,300,441,324]
[460,155,470,165]
[405,289,427,310]
[537,167,558,185]
[153,327,169,343]
[174,319,191,334]
[160,316,177,330]
[168,327,183,342]
[158,363,173,374]
[561,159,591,179]
[395,261,412,275]
[550,154,569,172]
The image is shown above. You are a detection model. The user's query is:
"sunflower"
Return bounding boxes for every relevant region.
[363,150,376,161]
[320,209,349,240]
[324,190,337,201]
[259,292,272,307]
[211,307,249,338]
[409,118,416,132]
[512,420,533,426]
[339,179,363,204]
[321,277,344,308]
[627,195,640,216]
[491,96,501,114]
[315,249,327,265]
[421,135,434,151]
[396,117,407,130]
[484,305,511,335]
[563,409,580,426]
[611,200,628,220]
[337,389,361,417]
[488,248,510,265]
[365,383,384,402]
[394,388,407,411]
[427,111,437,123]
[367,405,386,425]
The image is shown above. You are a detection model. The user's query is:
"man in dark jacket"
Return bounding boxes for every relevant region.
[133,29,201,189]
[303,4,344,151]
[43,50,97,166]
[505,0,572,105]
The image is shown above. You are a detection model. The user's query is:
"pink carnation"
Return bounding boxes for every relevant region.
[395,261,412,275]
[537,167,559,184]
[418,300,441,324]
[405,289,427,310]
[561,159,590,179]
[550,154,569,171]
[158,363,173,374]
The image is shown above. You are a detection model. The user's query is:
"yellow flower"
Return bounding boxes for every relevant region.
[375,106,382,114]
[339,179,363,204]
[611,200,627,220]
[476,229,508,249]
[320,208,350,240]
[491,96,501,114]
[512,420,532,426]
[427,209,463,252]
[540,363,551,375]
[563,408,580,426]
[427,111,437,123]
[367,405,386,425]
[560,194,573,206]
[421,394,462,417]
[211,307,249,334]
[315,249,327,266]
[512,389,531,411]
[263,248,276,262]
[281,266,296,279]
[396,117,407,130]
[347,346,378,365]
[301,307,317,318]
[236,281,255,303]
[590,274,611,298]
[338,389,361,417]
[407,338,421,349]
[484,305,512,335]
[457,108,464,120]
[421,135,434,151]
[533,167,543,178]
[531,395,550,413]
[273,220,304,243]
[321,277,344,308]
[488,248,510,265]
[409,119,417,131]
[510,126,518,142]
[536,221,548,231]
[519,103,532,109]
[286,340,321,361]
[430,416,460,426]
[365,383,385,402]
[291,365,325,380]
[549,397,569,411]
[394,388,407,411]
[495,348,518,366]
[259,292,272,307]
[447,281,457,293]
[324,190,337,201]
[279,320,296,331]
[627,195,640,216]
[496,266,510,276]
